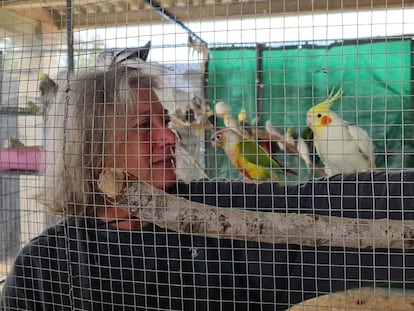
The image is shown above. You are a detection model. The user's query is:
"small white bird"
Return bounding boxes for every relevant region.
[306,89,376,176]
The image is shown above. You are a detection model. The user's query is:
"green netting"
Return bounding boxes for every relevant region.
[206,39,413,181]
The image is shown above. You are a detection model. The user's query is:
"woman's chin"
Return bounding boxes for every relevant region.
[150,170,177,190]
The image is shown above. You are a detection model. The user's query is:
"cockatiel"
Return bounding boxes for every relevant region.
[211,128,297,184]
[306,89,376,176]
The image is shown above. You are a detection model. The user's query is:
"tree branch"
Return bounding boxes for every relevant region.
[97,169,414,249]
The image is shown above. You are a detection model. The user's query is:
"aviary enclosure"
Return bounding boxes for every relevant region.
[0,1,413,310]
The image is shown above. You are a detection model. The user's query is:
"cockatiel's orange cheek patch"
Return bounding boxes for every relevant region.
[320,115,332,125]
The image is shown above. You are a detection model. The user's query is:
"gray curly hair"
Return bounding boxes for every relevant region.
[40,63,175,215]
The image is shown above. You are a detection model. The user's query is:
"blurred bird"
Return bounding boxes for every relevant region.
[38,72,58,110]
[306,89,376,176]
[188,35,209,74]
[238,109,273,153]
[215,101,239,129]
[189,94,215,157]
[211,128,297,184]
[301,126,314,143]
[190,94,215,128]
[173,143,209,182]
[301,126,323,166]
[285,128,312,173]
[3,138,24,149]
[238,108,249,126]
[171,95,214,129]
[284,127,295,146]
[265,120,295,153]
[237,108,254,137]
[26,100,43,115]
[168,95,216,160]
[96,41,152,69]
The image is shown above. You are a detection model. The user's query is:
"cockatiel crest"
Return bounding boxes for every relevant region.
[306,89,376,176]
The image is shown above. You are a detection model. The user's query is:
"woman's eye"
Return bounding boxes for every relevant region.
[138,121,151,129]
[133,121,151,129]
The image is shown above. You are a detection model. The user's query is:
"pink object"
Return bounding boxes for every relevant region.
[0,147,45,172]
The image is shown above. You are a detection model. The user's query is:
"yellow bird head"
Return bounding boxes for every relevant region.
[306,89,342,134]
[238,108,248,123]
[211,128,239,152]
[38,72,48,80]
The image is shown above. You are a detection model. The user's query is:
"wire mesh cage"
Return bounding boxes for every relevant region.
[0,1,413,310]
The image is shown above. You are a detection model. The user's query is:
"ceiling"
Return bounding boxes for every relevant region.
[0,0,412,41]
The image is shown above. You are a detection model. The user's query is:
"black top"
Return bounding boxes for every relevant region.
[2,171,414,310]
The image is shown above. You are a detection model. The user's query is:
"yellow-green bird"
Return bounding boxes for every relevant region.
[26,101,43,115]
[211,128,297,184]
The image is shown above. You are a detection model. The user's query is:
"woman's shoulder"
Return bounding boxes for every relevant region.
[18,217,89,257]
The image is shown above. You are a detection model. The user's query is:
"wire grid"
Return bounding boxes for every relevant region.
[0,1,413,310]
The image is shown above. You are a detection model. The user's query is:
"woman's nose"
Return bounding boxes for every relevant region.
[163,128,177,146]
[152,127,177,149]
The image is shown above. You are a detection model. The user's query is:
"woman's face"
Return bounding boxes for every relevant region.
[105,88,177,190]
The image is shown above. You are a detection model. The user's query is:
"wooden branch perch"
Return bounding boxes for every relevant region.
[97,169,414,249]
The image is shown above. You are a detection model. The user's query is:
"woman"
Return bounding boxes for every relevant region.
[1,62,414,311]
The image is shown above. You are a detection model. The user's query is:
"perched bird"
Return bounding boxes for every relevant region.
[306,89,376,176]
[211,128,297,184]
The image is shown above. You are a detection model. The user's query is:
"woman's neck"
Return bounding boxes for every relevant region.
[96,205,150,230]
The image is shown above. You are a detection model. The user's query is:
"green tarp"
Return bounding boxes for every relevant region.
[206,39,413,181]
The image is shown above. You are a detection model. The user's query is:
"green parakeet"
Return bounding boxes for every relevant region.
[211,128,297,184]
